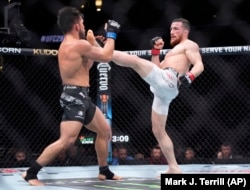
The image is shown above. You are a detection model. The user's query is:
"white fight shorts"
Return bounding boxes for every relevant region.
[143,65,179,115]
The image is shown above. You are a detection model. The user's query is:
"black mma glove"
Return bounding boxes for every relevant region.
[179,72,195,87]
[106,20,121,40]
[150,36,162,55]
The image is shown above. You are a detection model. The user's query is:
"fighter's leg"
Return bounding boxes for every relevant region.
[151,98,181,173]
[22,121,82,186]
[38,121,82,165]
[85,107,121,180]
[112,50,155,78]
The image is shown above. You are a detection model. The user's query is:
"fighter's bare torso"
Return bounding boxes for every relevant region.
[161,39,198,75]
[58,38,92,86]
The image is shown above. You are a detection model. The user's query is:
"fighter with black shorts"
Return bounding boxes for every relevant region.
[22,7,121,186]
[60,85,96,125]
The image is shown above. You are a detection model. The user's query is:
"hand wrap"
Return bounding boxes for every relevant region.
[106,20,121,40]
[150,36,162,55]
[179,72,195,87]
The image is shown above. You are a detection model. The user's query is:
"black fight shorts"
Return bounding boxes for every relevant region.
[60,85,96,125]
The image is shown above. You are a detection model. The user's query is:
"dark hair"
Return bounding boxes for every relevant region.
[185,147,195,154]
[57,7,84,34]
[152,145,161,151]
[172,18,190,31]
[221,141,232,148]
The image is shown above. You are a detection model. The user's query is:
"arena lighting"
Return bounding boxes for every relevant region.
[80,4,85,9]
[95,0,102,11]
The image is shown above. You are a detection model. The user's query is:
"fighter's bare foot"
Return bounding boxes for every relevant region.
[157,167,182,178]
[98,173,122,180]
[21,171,44,186]
[86,30,96,46]
[166,167,182,174]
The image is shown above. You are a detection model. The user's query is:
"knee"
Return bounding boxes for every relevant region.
[96,125,111,138]
[58,138,76,150]
[104,127,111,137]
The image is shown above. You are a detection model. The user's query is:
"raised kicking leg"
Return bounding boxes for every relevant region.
[112,50,154,78]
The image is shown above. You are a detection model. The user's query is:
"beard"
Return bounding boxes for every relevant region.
[170,37,181,47]
[79,30,85,39]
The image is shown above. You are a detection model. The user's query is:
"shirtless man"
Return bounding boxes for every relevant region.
[22,7,121,186]
[110,18,204,173]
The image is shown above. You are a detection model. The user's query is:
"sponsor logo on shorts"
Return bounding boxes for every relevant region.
[78,111,83,116]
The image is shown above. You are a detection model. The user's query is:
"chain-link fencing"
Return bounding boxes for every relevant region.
[0,46,250,167]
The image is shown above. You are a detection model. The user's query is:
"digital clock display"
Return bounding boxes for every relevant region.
[112,135,129,143]
[79,135,130,144]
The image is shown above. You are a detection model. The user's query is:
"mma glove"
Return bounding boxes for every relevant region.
[179,72,195,87]
[150,36,162,55]
[106,20,121,40]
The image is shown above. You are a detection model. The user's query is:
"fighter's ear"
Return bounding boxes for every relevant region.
[183,29,189,36]
[74,23,80,32]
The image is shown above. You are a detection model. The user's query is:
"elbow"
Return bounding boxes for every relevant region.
[201,63,205,73]
[105,55,112,62]
[197,62,204,74]
[100,54,112,63]
[102,57,112,63]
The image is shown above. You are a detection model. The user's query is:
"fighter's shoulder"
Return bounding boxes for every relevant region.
[184,39,199,48]
[75,39,91,49]
[61,39,89,47]
[59,39,91,56]
[63,39,91,55]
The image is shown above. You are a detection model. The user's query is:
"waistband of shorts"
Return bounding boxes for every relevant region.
[163,67,179,77]
[63,84,89,91]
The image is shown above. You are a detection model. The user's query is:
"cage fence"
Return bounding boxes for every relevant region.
[0,46,250,167]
